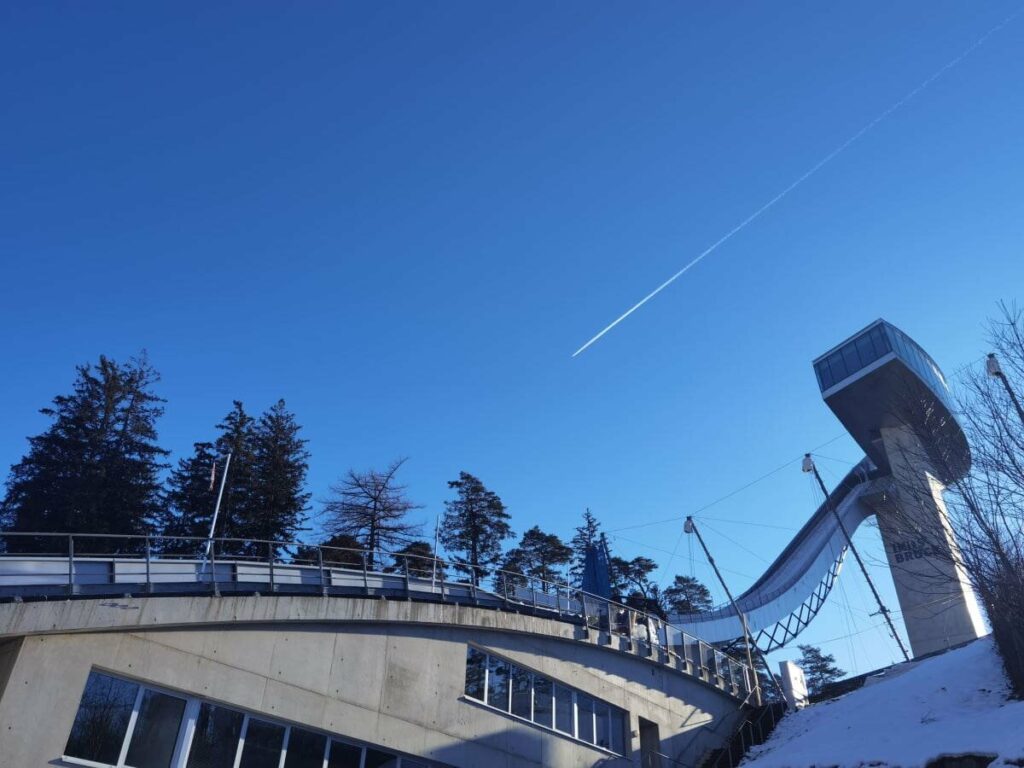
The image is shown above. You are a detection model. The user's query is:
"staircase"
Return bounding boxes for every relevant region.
[698,701,787,768]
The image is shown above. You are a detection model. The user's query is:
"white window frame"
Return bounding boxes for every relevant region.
[62,674,191,768]
[63,670,425,768]
[462,646,626,756]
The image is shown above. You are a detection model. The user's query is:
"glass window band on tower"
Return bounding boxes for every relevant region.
[813,320,955,412]
[462,646,627,755]
[814,322,892,391]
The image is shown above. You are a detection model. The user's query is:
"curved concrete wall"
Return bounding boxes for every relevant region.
[0,595,744,767]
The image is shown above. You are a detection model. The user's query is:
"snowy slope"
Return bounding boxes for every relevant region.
[744,637,1024,767]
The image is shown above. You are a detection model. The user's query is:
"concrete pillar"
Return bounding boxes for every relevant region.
[867,426,986,657]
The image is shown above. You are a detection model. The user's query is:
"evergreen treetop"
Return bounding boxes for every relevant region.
[663,574,714,615]
[440,471,513,585]
[568,508,602,584]
[496,525,572,594]
[158,399,309,557]
[1,354,168,552]
[797,644,846,695]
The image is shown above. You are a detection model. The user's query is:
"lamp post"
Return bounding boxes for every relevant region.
[986,353,1024,427]
[803,454,911,662]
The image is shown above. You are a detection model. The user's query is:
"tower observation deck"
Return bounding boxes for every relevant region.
[674,320,986,657]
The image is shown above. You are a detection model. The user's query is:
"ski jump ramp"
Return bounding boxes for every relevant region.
[674,320,986,657]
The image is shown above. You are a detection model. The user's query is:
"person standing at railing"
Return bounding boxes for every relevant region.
[632,613,649,644]
[614,607,629,636]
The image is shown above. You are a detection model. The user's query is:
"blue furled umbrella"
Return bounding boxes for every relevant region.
[580,543,611,599]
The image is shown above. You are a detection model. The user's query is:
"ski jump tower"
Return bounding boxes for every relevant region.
[812,319,986,657]
[677,320,986,658]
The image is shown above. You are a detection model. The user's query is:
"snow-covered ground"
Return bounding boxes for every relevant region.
[744,636,1024,767]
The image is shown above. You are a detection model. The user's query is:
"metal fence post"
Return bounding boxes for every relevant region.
[67,535,74,596]
[145,536,152,594]
[362,551,369,595]
[210,543,219,597]
[268,542,276,592]
[318,546,327,597]
[403,554,411,599]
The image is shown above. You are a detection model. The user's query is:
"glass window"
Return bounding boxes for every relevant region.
[854,334,877,368]
[595,703,611,750]
[186,702,245,768]
[841,343,860,377]
[65,671,140,765]
[554,685,573,735]
[125,689,187,768]
[284,728,328,768]
[815,361,833,391]
[239,717,285,768]
[363,748,400,768]
[533,676,553,728]
[486,656,510,712]
[609,709,626,755]
[464,647,486,701]
[828,351,847,383]
[327,740,362,768]
[510,666,532,720]
[577,694,595,744]
[870,325,891,357]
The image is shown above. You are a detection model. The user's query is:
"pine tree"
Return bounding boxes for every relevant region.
[250,400,310,553]
[568,508,602,585]
[495,546,529,594]
[663,575,714,614]
[295,533,363,569]
[1,355,168,553]
[440,472,513,585]
[157,441,218,553]
[513,526,572,592]
[385,540,443,579]
[797,644,846,695]
[162,400,309,558]
[609,555,658,602]
[322,458,422,569]
[210,401,257,552]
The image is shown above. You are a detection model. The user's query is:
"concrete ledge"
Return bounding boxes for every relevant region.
[0,593,743,702]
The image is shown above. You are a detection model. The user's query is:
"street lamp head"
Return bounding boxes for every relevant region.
[801,453,815,473]
[986,353,1003,378]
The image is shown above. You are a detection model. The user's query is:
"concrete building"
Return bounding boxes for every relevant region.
[0,318,985,767]
[0,555,752,767]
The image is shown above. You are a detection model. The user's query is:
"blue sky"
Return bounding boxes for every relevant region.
[2,2,1023,676]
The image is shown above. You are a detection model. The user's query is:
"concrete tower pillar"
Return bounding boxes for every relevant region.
[866,425,986,657]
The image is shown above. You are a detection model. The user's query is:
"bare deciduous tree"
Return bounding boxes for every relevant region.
[881,303,1024,695]
[322,458,423,570]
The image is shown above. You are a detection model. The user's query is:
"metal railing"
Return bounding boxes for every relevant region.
[0,531,755,700]
[701,701,787,768]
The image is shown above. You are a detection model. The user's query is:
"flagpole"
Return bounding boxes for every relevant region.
[203,452,232,567]
[431,516,440,589]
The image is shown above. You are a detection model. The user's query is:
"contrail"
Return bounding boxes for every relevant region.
[572,9,1021,358]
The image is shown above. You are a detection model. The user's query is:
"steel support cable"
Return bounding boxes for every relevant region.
[696,519,773,566]
[607,434,848,535]
[806,455,911,662]
[810,621,892,647]
[609,532,760,583]
[833,558,862,674]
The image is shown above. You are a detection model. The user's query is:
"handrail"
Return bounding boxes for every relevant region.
[0,530,755,699]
